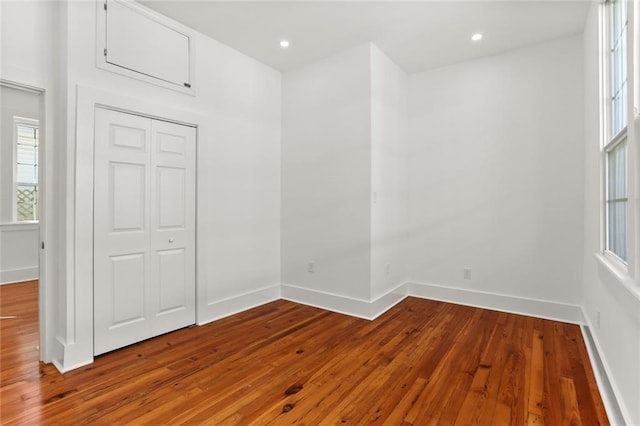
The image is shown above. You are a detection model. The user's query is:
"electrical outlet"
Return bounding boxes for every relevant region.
[386,263,391,275]
[463,267,472,280]
[308,261,315,273]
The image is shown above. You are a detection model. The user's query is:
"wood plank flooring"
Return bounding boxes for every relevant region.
[1,281,608,425]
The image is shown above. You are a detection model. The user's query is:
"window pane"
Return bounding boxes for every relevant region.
[607,140,627,198]
[606,140,627,261]
[607,200,627,261]
[17,164,37,185]
[17,144,37,165]
[17,125,36,141]
[610,0,628,137]
[16,185,38,221]
[15,122,39,222]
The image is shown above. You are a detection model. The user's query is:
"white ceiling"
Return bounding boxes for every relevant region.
[140,1,591,73]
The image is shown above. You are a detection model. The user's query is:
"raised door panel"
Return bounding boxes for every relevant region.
[110,163,146,232]
[157,248,186,313]
[157,166,186,229]
[109,253,146,326]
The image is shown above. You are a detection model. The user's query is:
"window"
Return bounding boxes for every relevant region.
[14,117,39,222]
[603,0,629,262]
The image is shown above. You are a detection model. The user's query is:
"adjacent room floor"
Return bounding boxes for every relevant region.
[0,281,608,424]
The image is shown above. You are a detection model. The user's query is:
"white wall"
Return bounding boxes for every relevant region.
[0,224,39,284]
[407,35,585,307]
[370,45,409,299]
[1,0,63,362]
[281,44,372,301]
[582,4,640,424]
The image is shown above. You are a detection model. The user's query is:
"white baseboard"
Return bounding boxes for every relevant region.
[370,284,409,319]
[0,266,38,285]
[407,281,585,324]
[580,309,630,426]
[197,284,281,326]
[53,357,93,374]
[281,282,408,320]
[52,337,93,374]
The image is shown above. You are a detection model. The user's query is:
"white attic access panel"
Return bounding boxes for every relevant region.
[96,0,195,95]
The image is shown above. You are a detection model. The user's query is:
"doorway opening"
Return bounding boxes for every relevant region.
[0,80,46,362]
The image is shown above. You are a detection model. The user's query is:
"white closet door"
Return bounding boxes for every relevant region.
[94,109,153,355]
[94,108,196,355]
[150,120,196,336]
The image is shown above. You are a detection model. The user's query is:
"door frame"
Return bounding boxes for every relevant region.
[59,85,208,372]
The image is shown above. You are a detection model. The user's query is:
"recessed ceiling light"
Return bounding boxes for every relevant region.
[471,33,483,42]
[280,40,290,48]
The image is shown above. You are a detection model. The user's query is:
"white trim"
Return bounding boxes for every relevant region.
[407,281,585,324]
[281,284,374,319]
[0,267,39,285]
[0,222,39,231]
[604,126,628,152]
[370,283,409,319]
[627,0,640,282]
[198,284,281,325]
[580,310,632,425]
[52,358,93,375]
[280,281,585,324]
[11,116,38,126]
[599,1,608,257]
[52,335,94,374]
[281,282,408,320]
[595,252,640,304]
[602,248,629,271]
[95,0,196,96]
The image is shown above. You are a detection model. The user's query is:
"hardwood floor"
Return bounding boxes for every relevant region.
[1,281,608,425]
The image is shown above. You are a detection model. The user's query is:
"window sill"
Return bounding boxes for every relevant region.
[594,253,640,304]
[0,222,39,232]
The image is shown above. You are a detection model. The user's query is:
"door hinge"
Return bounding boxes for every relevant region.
[104,48,107,57]
[104,2,107,11]
[41,242,45,250]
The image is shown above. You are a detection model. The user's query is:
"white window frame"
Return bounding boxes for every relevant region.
[600,0,640,281]
[631,0,640,281]
[12,116,40,223]
[601,0,629,266]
